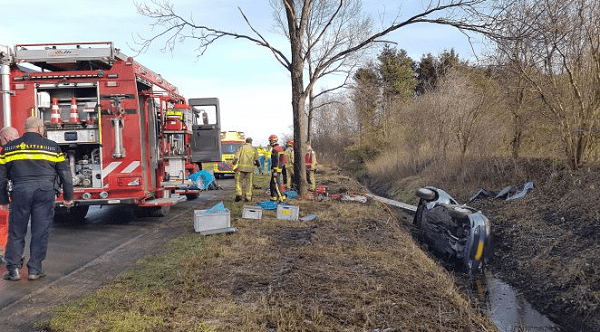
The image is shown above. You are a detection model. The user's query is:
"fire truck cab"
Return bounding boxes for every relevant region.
[0,42,222,220]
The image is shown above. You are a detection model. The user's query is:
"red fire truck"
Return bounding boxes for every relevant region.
[0,41,222,221]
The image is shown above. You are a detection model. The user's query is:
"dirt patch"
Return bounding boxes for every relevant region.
[470,167,600,332]
[371,158,600,332]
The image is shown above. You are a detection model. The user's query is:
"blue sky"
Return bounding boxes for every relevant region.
[0,0,483,146]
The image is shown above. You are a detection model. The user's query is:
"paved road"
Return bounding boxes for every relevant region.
[0,179,233,332]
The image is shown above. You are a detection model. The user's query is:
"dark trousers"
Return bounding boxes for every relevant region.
[5,182,56,274]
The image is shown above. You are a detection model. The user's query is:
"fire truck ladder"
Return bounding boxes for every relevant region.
[14,42,118,71]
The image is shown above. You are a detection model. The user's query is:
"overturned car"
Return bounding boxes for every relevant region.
[413,187,493,274]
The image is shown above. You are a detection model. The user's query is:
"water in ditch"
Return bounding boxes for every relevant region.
[473,271,558,332]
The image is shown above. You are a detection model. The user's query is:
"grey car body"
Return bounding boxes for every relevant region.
[413,187,492,274]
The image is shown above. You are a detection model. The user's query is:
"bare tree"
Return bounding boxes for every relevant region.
[312,92,354,166]
[135,0,495,194]
[492,0,600,169]
[280,0,369,144]
[440,68,493,159]
[489,63,539,158]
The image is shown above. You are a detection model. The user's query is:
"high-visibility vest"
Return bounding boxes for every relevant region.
[305,150,317,169]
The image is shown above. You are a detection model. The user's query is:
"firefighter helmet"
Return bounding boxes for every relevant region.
[268,134,278,142]
[287,140,294,146]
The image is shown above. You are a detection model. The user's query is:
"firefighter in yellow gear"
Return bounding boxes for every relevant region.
[305,144,317,191]
[233,137,260,202]
[282,140,294,189]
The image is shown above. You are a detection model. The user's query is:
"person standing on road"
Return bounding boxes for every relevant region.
[0,117,74,281]
[305,144,318,191]
[0,126,19,265]
[233,137,260,202]
[268,134,286,202]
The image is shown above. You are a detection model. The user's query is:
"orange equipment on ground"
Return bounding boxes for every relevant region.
[0,209,8,255]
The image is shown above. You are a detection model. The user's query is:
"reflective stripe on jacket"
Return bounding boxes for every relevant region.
[0,132,73,203]
[234,143,259,172]
[284,147,294,166]
[271,144,285,171]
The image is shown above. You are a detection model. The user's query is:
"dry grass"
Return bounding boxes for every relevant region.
[166,172,496,331]
[366,153,569,203]
[45,169,497,332]
[364,151,600,331]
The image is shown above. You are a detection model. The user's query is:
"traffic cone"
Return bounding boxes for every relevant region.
[50,97,62,124]
[84,103,97,125]
[69,97,80,123]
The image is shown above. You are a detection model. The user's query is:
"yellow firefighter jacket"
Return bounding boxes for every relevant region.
[234,143,259,173]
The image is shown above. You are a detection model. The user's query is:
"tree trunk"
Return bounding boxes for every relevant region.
[285,0,308,196]
[307,90,313,144]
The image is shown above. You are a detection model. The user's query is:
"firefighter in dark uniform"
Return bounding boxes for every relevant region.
[0,117,73,281]
[268,134,286,202]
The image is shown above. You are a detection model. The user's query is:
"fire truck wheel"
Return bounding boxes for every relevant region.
[53,205,90,223]
[186,192,201,200]
[149,206,170,217]
[134,206,171,218]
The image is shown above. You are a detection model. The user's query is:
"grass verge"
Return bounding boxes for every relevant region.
[42,170,497,332]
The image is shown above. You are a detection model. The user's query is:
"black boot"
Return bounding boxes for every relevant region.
[3,268,21,281]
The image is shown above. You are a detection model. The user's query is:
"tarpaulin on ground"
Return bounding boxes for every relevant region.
[189,170,215,190]
[206,201,227,213]
[285,189,298,198]
[257,200,278,210]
